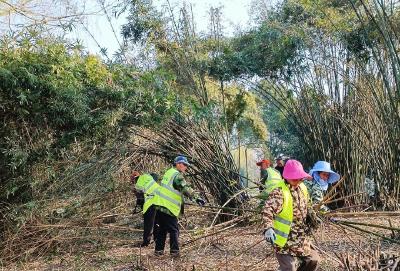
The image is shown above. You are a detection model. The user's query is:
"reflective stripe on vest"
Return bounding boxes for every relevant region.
[144,179,156,192]
[267,180,309,248]
[154,190,181,206]
[136,174,160,214]
[155,167,183,217]
[161,182,181,197]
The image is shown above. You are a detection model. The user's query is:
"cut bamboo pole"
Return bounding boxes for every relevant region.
[327,211,400,218]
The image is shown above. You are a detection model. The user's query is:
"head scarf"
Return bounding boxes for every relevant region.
[312,172,329,191]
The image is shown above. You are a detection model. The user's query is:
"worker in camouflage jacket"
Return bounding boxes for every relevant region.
[263,160,320,271]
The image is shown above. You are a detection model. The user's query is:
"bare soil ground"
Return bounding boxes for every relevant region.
[3,205,400,271]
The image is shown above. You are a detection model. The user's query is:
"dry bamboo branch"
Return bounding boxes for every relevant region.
[337,220,400,232]
[339,222,400,245]
[327,211,400,218]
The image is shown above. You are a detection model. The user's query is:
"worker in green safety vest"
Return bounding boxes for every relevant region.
[262,159,320,271]
[153,155,205,257]
[256,158,283,191]
[131,171,160,247]
[256,158,284,210]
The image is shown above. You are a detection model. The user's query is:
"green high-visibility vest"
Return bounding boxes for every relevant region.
[266,180,309,248]
[154,167,182,217]
[135,174,160,214]
[258,167,284,204]
[264,167,283,186]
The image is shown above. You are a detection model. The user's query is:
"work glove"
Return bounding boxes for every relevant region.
[263,228,276,245]
[195,198,206,206]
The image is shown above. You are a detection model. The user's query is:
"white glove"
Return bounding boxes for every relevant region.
[264,228,276,244]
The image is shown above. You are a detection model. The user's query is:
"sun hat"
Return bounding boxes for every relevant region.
[309,161,340,183]
[174,155,190,166]
[283,159,311,180]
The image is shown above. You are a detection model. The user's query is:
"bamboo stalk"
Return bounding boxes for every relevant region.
[337,220,400,232]
[324,192,366,205]
[329,204,369,212]
[327,211,400,218]
[316,176,346,210]
[185,202,258,213]
[339,222,400,245]
[182,223,237,247]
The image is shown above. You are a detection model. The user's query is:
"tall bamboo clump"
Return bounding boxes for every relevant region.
[254,0,399,209]
[296,0,400,209]
[131,118,245,210]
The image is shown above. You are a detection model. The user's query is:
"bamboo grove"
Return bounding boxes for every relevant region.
[222,0,400,209]
[0,0,399,266]
[273,0,400,210]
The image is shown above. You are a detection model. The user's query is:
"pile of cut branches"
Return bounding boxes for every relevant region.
[131,119,246,210]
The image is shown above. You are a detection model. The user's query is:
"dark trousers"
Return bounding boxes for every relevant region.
[142,205,158,245]
[154,211,179,253]
[275,249,320,271]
